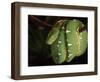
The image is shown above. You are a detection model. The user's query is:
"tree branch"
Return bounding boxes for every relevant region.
[29,15,52,28]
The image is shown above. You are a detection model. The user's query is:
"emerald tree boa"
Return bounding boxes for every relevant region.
[46,19,87,64]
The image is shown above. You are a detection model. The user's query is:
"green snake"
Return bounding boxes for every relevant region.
[46,19,87,64]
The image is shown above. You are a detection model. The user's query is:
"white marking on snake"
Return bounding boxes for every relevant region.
[58,41,62,44]
[58,53,61,56]
[62,27,65,29]
[68,44,72,46]
[80,37,82,39]
[66,30,71,33]
[68,54,73,57]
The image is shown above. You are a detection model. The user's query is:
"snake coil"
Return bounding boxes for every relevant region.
[46,19,87,64]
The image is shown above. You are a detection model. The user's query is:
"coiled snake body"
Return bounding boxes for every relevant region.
[46,19,87,64]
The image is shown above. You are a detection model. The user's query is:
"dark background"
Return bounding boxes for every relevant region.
[28,15,88,66]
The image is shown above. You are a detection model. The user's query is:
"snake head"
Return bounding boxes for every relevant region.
[46,20,66,45]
